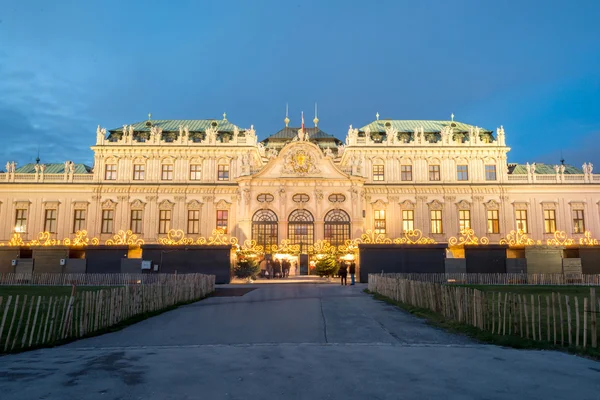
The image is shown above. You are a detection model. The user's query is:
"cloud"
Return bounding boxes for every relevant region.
[0,62,95,166]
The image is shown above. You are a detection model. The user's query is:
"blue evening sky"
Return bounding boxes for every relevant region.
[1,0,599,168]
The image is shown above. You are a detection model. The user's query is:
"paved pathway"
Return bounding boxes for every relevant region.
[1,283,599,399]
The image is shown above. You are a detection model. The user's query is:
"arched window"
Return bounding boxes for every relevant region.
[324,209,351,246]
[252,210,278,253]
[288,209,314,247]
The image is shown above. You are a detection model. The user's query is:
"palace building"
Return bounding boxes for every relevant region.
[0,113,598,274]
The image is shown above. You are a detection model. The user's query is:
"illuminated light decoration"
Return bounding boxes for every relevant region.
[240,239,264,254]
[158,229,195,245]
[392,229,438,245]
[0,233,25,247]
[68,230,99,247]
[308,240,339,256]
[270,239,300,255]
[499,229,541,246]
[579,231,599,246]
[360,230,392,244]
[546,230,575,246]
[105,230,145,246]
[196,228,238,246]
[27,231,63,246]
[338,239,360,255]
[448,228,489,247]
[235,239,265,261]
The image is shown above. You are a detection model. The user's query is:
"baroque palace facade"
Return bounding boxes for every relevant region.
[1,113,599,256]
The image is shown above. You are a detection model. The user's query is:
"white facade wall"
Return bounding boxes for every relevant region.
[0,122,598,245]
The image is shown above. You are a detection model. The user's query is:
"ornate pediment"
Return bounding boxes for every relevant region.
[132,156,148,164]
[512,201,529,209]
[72,201,89,210]
[400,200,415,209]
[130,199,146,210]
[484,200,499,210]
[456,200,471,210]
[215,199,232,210]
[42,200,61,209]
[102,199,117,209]
[371,199,388,210]
[541,201,558,210]
[428,200,443,210]
[158,199,175,210]
[282,148,320,175]
[14,200,31,209]
[569,201,585,210]
[187,199,203,210]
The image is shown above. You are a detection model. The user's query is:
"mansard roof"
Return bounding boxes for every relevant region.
[264,126,341,141]
[109,118,242,133]
[508,163,583,174]
[15,163,93,174]
[358,120,493,134]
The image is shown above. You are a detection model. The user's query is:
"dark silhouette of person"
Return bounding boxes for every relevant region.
[349,261,356,285]
[339,262,348,286]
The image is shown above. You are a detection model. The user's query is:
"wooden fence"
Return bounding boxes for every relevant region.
[369,274,599,350]
[0,273,214,353]
[0,273,181,286]
[378,273,600,286]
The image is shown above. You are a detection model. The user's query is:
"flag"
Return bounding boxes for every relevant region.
[301,111,305,132]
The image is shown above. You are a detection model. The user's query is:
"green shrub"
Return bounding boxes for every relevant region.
[234,258,260,279]
[314,255,339,277]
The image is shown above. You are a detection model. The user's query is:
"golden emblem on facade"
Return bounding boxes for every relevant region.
[283,148,319,175]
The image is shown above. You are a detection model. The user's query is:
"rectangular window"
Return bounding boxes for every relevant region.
[544,209,556,233]
[429,165,440,181]
[189,164,202,180]
[459,210,471,231]
[485,165,497,181]
[216,210,229,233]
[101,210,114,234]
[430,210,443,234]
[401,165,412,181]
[374,210,386,234]
[188,210,200,234]
[73,209,86,233]
[159,210,171,234]
[217,164,229,181]
[372,165,384,181]
[44,209,57,233]
[105,164,117,180]
[402,210,414,232]
[515,209,528,233]
[130,210,143,234]
[15,209,27,233]
[161,164,174,181]
[133,164,145,180]
[573,210,585,234]
[457,165,469,181]
[487,210,499,234]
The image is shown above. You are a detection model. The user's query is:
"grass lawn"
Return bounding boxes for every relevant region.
[0,286,120,353]
[365,285,600,360]
[461,285,598,348]
[0,285,111,298]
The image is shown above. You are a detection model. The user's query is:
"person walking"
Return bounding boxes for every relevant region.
[266,260,273,280]
[349,261,356,285]
[338,262,348,286]
[283,259,290,278]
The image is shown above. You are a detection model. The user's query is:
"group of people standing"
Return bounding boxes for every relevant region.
[260,258,293,279]
[337,261,356,286]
